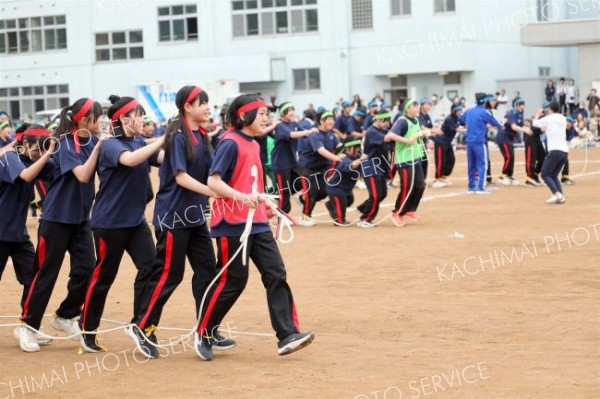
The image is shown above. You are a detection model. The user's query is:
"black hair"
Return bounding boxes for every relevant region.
[548,101,560,113]
[15,123,30,134]
[22,124,52,151]
[317,110,334,125]
[279,102,294,117]
[374,109,391,123]
[225,93,264,130]
[164,85,210,162]
[107,95,146,137]
[54,97,103,138]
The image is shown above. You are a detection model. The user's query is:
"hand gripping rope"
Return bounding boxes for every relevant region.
[0,194,294,350]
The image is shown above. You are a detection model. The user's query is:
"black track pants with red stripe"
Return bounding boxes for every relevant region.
[498,141,515,177]
[357,175,387,222]
[134,224,216,330]
[0,237,35,313]
[325,191,354,223]
[274,168,302,214]
[20,220,95,330]
[394,162,426,216]
[198,232,299,341]
[79,223,156,332]
[434,142,456,179]
[524,135,546,179]
[297,167,327,217]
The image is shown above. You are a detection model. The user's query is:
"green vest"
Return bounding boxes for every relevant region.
[394,117,425,164]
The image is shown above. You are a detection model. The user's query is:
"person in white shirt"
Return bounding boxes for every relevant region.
[532,101,568,204]
[557,77,567,114]
[566,79,578,116]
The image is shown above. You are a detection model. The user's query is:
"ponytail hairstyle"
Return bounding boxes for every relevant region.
[225,93,268,130]
[107,95,146,138]
[54,97,102,153]
[164,85,210,162]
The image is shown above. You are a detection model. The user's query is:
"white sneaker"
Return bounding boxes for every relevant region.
[13,327,52,345]
[297,215,316,227]
[431,180,447,188]
[356,180,367,190]
[357,220,375,228]
[50,315,81,340]
[555,193,566,204]
[442,178,453,186]
[498,176,512,186]
[18,325,40,352]
[123,325,135,339]
[546,194,558,204]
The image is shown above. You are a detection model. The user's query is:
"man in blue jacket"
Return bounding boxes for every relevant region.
[459,93,503,194]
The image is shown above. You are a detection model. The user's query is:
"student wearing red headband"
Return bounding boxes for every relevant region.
[78,95,166,353]
[2,126,56,352]
[19,98,104,352]
[129,86,220,359]
[196,93,314,361]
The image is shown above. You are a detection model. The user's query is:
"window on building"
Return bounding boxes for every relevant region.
[443,72,461,84]
[434,0,455,13]
[232,0,318,37]
[537,0,551,21]
[157,4,198,41]
[95,30,143,62]
[0,84,69,119]
[391,0,411,16]
[538,66,551,77]
[0,15,66,55]
[351,0,373,30]
[293,68,320,91]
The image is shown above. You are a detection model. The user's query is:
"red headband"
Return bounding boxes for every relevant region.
[23,129,50,137]
[73,99,94,123]
[112,99,140,121]
[236,100,269,117]
[185,86,203,104]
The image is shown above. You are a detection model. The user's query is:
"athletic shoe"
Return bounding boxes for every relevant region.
[297,214,315,227]
[211,331,237,351]
[277,331,315,356]
[131,325,159,359]
[498,176,512,186]
[475,189,493,195]
[442,177,453,186]
[80,333,107,353]
[431,180,447,188]
[556,193,566,204]
[546,194,559,204]
[561,177,574,185]
[357,220,375,228]
[386,180,397,188]
[391,213,406,227]
[194,332,213,361]
[333,220,352,227]
[356,180,367,190]
[525,177,541,187]
[404,212,420,222]
[50,315,81,340]
[18,325,40,353]
[467,188,477,194]
[123,325,135,339]
[13,326,52,345]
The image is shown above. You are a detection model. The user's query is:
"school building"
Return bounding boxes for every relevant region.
[0,0,592,121]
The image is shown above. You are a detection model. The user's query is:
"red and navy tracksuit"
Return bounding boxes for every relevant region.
[21,135,99,330]
[0,151,54,313]
[325,154,360,223]
[272,121,302,213]
[297,129,340,217]
[435,114,459,179]
[198,129,300,341]
[418,111,432,178]
[357,125,388,222]
[133,130,216,331]
[79,136,160,333]
[497,110,522,178]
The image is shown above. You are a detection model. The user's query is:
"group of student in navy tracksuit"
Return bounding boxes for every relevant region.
[1,88,314,361]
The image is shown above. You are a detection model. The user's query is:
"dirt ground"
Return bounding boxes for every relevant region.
[1,147,599,399]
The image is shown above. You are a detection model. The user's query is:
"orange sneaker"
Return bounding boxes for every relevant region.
[391,213,406,227]
[404,212,420,222]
